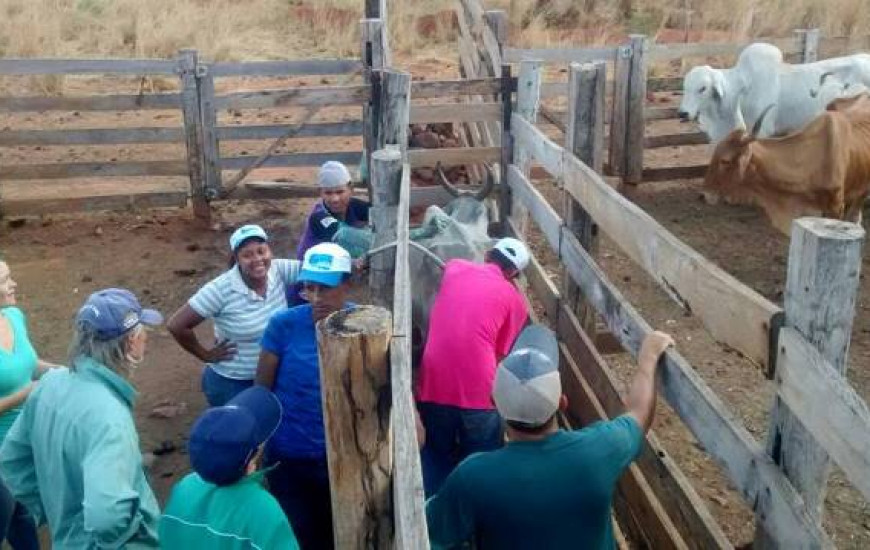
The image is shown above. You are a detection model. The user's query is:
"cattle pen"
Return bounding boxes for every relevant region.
[1,0,869,548]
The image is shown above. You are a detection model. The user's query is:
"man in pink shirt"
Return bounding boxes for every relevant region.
[416,237,531,496]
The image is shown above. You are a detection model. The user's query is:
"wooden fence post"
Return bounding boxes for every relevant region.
[364,0,386,20]
[375,69,411,155]
[512,59,542,239]
[625,34,648,184]
[498,62,514,234]
[177,49,209,221]
[317,306,393,549]
[369,146,403,307]
[609,41,632,178]
[563,61,606,334]
[196,63,222,199]
[795,28,821,63]
[361,18,389,196]
[757,218,865,543]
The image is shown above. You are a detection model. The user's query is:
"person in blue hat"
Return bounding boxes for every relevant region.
[256,242,355,550]
[168,224,302,406]
[0,288,162,549]
[159,386,300,549]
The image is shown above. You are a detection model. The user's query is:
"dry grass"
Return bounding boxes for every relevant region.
[0,0,867,61]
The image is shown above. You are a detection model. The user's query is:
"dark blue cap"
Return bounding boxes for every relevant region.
[76,288,163,341]
[188,386,282,486]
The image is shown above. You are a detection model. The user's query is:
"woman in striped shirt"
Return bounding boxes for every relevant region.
[168,225,301,406]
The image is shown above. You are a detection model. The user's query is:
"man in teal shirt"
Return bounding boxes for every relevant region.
[160,385,299,549]
[425,325,674,549]
[0,288,163,548]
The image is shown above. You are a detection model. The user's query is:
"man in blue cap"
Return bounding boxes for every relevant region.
[160,386,299,549]
[0,288,162,548]
[426,324,674,549]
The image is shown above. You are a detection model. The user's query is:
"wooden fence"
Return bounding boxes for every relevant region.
[504,57,868,547]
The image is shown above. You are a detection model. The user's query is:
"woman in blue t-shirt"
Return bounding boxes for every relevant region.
[255,243,355,550]
[0,259,58,549]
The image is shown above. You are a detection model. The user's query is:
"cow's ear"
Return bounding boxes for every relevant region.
[711,72,727,101]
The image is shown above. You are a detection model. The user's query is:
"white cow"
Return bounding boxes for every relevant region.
[679,42,870,143]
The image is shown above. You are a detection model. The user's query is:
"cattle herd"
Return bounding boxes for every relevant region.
[679,42,870,234]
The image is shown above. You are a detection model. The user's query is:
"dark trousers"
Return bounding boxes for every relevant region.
[266,455,333,550]
[200,366,253,407]
[418,402,504,497]
[0,478,38,550]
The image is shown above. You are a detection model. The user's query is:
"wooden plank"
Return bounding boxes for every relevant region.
[214,85,369,110]
[511,114,563,177]
[198,67,222,198]
[0,190,187,216]
[369,147,402,306]
[178,49,208,220]
[411,78,503,98]
[220,151,361,170]
[409,102,501,124]
[642,165,707,182]
[648,77,683,93]
[0,58,177,75]
[562,152,779,369]
[645,132,709,148]
[232,181,451,208]
[506,166,561,253]
[609,43,632,176]
[513,60,542,240]
[648,42,744,61]
[0,93,182,112]
[407,146,500,168]
[0,127,184,146]
[377,70,411,153]
[646,107,681,121]
[209,59,362,77]
[1,159,188,180]
[763,219,865,522]
[625,35,648,184]
[216,121,363,141]
[776,328,870,503]
[505,46,618,64]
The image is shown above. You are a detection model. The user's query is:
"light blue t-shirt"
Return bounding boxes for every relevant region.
[0,307,37,442]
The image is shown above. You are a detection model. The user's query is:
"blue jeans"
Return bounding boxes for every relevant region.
[200,366,253,407]
[0,478,38,550]
[418,402,504,497]
[265,454,333,550]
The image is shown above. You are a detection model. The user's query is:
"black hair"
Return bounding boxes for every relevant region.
[506,413,557,435]
[227,237,268,268]
[487,248,518,274]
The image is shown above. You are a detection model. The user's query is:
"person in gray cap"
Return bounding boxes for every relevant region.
[425,324,674,550]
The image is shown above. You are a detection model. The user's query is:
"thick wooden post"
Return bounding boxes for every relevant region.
[512,59,542,239]
[498,63,514,234]
[317,306,393,549]
[757,218,864,544]
[196,63,222,199]
[376,70,411,156]
[625,34,648,184]
[361,18,389,196]
[364,0,386,19]
[795,29,821,63]
[563,61,605,334]
[609,41,631,178]
[177,49,209,221]
[369,147,403,307]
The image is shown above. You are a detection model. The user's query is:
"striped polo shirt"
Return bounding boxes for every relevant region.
[189,259,300,380]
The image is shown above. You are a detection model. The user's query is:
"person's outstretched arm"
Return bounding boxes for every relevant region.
[626,331,675,433]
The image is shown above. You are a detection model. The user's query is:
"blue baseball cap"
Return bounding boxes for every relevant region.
[188,386,282,486]
[229,224,268,252]
[299,243,352,288]
[76,288,163,341]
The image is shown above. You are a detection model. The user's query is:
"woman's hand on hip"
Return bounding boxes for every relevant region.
[201,339,238,363]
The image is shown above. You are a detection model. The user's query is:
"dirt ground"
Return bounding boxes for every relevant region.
[1,58,869,548]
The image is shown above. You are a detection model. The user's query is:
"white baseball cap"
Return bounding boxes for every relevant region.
[317,161,352,189]
[229,224,268,252]
[492,324,561,426]
[493,237,530,271]
[299,243,353,287]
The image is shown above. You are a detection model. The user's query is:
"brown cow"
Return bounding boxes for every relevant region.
[704,94,870,235]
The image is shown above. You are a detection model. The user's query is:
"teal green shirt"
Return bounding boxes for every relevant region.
[426,415,643,550]
[0,356,159,548]
[0,307,38,442]
[160,471,300,550]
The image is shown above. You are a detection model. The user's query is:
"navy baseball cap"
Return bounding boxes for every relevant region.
[76,288,163,341]
[188,386,282,486]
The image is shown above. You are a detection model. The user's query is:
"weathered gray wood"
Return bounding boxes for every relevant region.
[198,66,222,198]
[508,172,830,547]
[1,159,188,180]
[177,49,208,220]
[376,71,411,154]
[0,93,182,112]
[407,146,500,168]
[513,60,542,239]
[231,181,451,208]
[217,121,363,141]
[763,218,865,524]
[411,78,503,98]
[609,43,632,177]
[220,151,360,170]
[365,0,386,19]
[795,29,821,63]
[209,59,362,77]
[361,17,387,196]
[0,58,177,75]
[498,63,514,233]
[642,165,707,182]
[214,85,369,110]
[775,328,870,503]
[506,166,561,252]
[369,147,402,307]
[409,103,502,124]
[391,165,430,550]
[510,113,562,177]
[0,190,187,217]
[361,19,390,73]
[0,127,185,146]
[648,77,683,93]
[504,47,618,64]
[317,306,393,549]
[645,132,709,148]
[625,35,648,184]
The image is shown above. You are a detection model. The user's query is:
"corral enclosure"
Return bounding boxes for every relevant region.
[1,0,869,548]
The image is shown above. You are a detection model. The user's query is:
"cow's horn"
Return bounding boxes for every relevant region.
[750,104,775,140]
[810,71,836,98]
[435,162,463,198]
[473,163,496,201]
